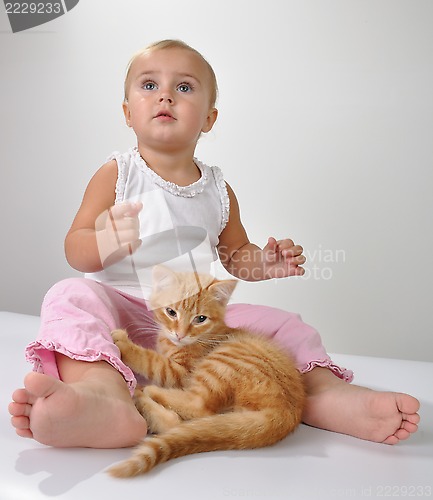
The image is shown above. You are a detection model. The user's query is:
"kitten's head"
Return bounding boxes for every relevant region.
[150,265,237,346]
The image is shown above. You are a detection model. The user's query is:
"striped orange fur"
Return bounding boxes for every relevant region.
[109,265,305,477]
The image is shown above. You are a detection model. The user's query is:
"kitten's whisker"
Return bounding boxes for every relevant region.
[120,319,161,336]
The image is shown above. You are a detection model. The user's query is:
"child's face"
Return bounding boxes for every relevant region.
[123,48,218,154]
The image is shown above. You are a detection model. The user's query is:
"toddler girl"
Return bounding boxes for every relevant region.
[9,40,419,448]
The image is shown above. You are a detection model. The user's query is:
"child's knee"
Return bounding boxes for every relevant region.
[44,277,86,299]
[42,277,105,310]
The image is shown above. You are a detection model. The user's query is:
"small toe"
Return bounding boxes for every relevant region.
[15,427,33,439]
[9,401,31,417]
[382,434,400,445]
[11,415,31,430]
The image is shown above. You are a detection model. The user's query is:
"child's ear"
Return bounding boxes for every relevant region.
[209,279,237,306]
[122,100,132,127]
[201,108,218,133]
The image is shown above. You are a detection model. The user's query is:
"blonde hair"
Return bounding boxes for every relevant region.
[123,39,218,107]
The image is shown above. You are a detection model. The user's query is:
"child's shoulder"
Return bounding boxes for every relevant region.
[92,158,118,180]
[84,159,119,200]
[95,148,138,180]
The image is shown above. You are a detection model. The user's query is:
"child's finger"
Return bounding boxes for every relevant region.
[276,239,295,250]
[110,201,142,219]
[290,255,306,265]
[124,201,143,217]
[290,266,305,276]
[263,237,278,262]
[282,244,304,258]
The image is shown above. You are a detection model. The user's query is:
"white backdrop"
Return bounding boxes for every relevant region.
[1,0,432,362]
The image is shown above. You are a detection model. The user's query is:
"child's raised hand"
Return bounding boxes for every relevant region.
[262,237,306,279]
[95,202,143,268]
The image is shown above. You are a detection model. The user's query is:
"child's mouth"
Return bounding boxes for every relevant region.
[155,111,176,121]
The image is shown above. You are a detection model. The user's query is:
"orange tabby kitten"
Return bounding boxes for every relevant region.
[108,265,305,478]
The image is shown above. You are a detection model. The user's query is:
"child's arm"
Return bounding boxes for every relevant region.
[64,161,142,273]
[217,183,305,281]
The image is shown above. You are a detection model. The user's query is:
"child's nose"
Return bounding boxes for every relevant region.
[159,91,173,104]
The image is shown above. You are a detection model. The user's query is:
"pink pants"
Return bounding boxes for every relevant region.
[25,278,353,395]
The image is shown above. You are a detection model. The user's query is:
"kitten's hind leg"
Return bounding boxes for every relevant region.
[134,387,181,434]
[145,385,214,421]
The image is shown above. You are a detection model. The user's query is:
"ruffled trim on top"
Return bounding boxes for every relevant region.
[300,359,354,382]
[106,151,129,204]
[25,338,137,395]
[130,147,210,198]
[211,166,230,234]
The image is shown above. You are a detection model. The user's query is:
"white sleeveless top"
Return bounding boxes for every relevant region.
[86,147,230,300]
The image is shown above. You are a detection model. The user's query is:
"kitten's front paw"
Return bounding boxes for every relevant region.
[133,386,145,401]
[111,330,132,357]
[111,329,129,345]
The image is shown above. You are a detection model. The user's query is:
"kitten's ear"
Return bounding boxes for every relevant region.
[209,279,237,306]
[152,265,179,292]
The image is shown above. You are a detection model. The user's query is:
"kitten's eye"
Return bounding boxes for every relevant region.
[165,307,177,318]
[193,315,207,324]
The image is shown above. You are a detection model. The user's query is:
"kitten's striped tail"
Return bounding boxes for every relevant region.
[108,407,301,478]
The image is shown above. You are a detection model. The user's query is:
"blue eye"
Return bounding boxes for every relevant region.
[177,83,192,93]
[193,315,207,324]
[143,81,157,91]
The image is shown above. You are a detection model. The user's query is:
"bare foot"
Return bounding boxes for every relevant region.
[302,368,420,444]
[9,368,148,448]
